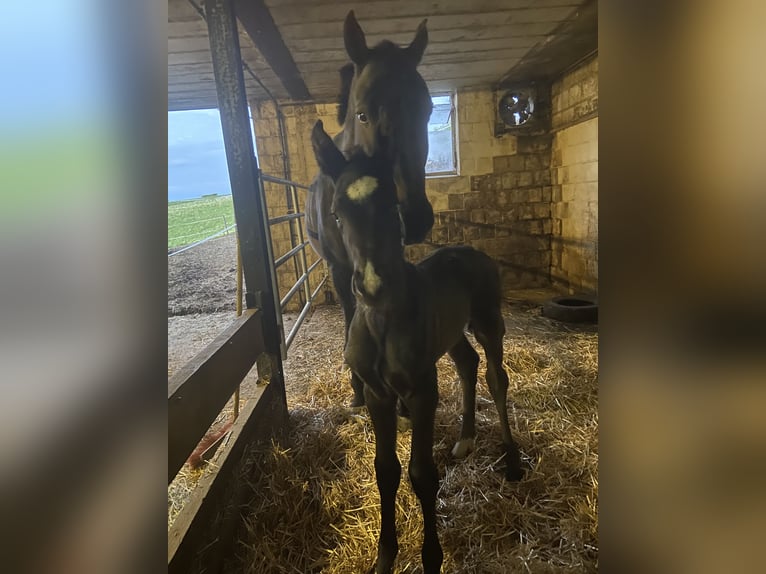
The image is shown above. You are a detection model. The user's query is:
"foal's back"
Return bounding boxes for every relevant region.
[415,245,504,356]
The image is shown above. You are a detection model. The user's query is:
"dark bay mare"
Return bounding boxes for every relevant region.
[306,11,434,408]
[311,121,524,574]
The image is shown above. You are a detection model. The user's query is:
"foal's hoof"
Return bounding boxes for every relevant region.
[451,438,475,458]
[397,415,412,432]
[505,462,525,482]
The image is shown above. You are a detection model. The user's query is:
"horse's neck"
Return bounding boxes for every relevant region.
[364,262,419,326]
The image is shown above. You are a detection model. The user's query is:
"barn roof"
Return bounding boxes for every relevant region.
[168,0,597,111]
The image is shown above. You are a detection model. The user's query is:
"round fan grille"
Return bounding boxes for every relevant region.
[499,91,535,127]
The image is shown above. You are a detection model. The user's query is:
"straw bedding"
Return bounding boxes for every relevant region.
[222,303,598,573]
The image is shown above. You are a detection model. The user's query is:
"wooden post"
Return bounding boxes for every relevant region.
[234,232,243,418]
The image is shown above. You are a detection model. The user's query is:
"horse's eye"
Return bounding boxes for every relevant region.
[356,112,368,124]
[332,212,341,226]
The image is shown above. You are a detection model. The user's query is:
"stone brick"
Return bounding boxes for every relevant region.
[476,156,492,174]
[493,156,511,171]
[464,225,481,241]
[528,187,543,203]
[448,194,464,210]
[470,209,488,224]
[480,226,496,239]
[453,210,471,224]
[520,205,535,220]
[463,194,484,209]
[448,223,464,243]
[533,170,552,185]
[496,189,511,209]
[501,172,518,189]
[511,188,529,203]
[526,220,543,235]
[534,204,551,218]
[516,135,552,155]
[431,225,448,245]
[518,171,533,187]
[506,155,526,171]
[524,155,543,171]
[485,209,502,225]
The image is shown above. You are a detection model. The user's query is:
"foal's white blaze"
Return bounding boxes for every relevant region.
[346,176,378,202]
[363,260,382,295]
[451,438,475,458]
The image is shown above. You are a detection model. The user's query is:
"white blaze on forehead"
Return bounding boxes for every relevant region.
[346,176,378,202]
[363,261,381,295]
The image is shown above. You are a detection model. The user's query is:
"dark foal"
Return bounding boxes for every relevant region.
[306,11,434,409]
[311,121,524,574]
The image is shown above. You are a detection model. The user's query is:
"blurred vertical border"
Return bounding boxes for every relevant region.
[600,1,766,572]
[0,1,167,573]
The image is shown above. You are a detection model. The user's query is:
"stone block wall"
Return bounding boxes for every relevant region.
[550,55,598,294]
[406,89,552,291]
[250,55,598,301]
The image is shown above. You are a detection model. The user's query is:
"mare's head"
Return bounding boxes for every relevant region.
[339,10,434,244]
[312,120,406,307]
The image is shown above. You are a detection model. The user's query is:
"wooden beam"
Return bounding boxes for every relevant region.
[168,378,288,574]
[168,309,265,482]
[233,0,311,100]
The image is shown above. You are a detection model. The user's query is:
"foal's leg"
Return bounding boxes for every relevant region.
[331,263,366,408]
[406,368,444,574]
[474,314,524,481]
[448,335,480,458]
[364,384,401,574]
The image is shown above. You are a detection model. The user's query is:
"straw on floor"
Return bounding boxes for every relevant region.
[224,303,598,573]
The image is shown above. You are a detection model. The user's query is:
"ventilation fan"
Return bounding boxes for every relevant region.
[498,90,535,127]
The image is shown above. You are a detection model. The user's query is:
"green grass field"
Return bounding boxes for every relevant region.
[168,194,235,249]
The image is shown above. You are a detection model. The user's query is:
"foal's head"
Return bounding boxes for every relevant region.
[312,120,406,306]
[339,10,434,245]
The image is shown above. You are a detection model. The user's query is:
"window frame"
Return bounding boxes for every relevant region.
[425,91,458,178]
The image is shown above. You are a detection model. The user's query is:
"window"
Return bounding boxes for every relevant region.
[426,93,457,176]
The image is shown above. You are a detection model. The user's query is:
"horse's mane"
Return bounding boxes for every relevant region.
[337,63,355,126]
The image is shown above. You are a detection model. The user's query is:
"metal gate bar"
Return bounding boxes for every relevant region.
[262,175,327,357]
[261,173,311,189]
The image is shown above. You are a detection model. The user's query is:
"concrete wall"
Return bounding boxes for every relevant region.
[410,89,553,290]
[550,55,598,294]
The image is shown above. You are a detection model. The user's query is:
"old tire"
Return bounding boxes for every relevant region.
[542,295,598,323]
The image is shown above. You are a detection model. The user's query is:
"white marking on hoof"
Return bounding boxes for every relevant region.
[346,176,378,202]
[451,438,475,458]
[363,261,381,295]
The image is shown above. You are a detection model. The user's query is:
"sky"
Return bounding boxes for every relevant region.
[168,109,234,203]
[169,97,452,202]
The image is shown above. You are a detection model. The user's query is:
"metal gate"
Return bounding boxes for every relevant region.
[260,172,327,359]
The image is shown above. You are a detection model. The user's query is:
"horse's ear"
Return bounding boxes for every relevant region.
[311,120,346,181]
[405,19,428,65]
[344,10,369,66]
